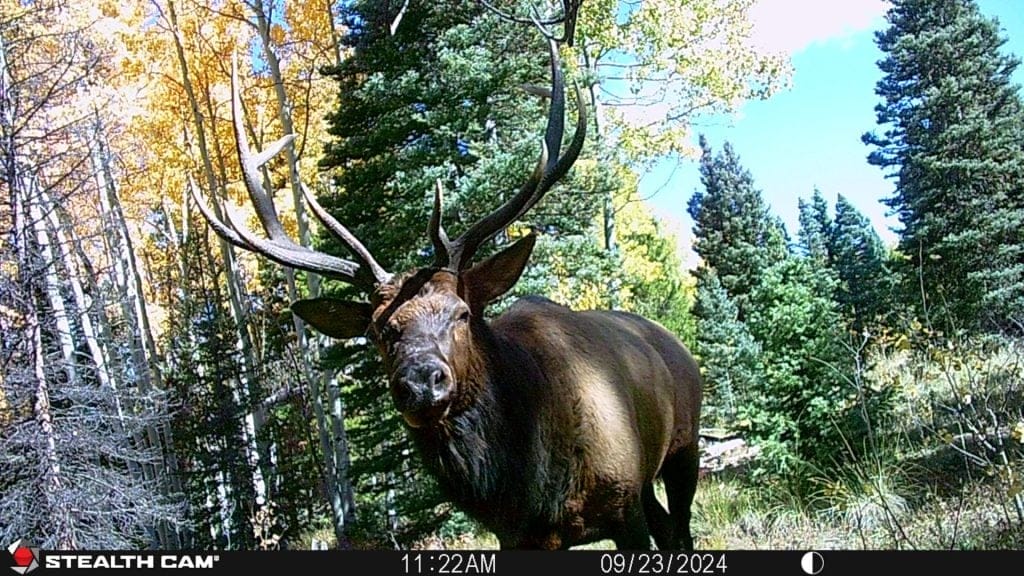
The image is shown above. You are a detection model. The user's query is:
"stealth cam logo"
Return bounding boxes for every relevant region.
[6,540,38,575]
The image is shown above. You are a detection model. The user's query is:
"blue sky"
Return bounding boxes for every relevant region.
[639,0,1024,267]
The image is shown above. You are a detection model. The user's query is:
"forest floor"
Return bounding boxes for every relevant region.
[414,441,1024,550]
[417,457,1024,545]
[692,457,1023,550]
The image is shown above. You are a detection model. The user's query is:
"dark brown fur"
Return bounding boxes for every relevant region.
[361,269,703,550]
[202,42,702,551]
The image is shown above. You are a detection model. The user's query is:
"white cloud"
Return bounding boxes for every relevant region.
[749,0,891,55]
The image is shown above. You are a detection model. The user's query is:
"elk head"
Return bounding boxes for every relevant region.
[195,42,585,429]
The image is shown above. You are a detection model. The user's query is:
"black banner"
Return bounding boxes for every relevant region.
[5,550,1023,576]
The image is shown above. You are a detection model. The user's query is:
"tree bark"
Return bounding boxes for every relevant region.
[165,0,269,536]
[581,47,619,309]
[88,116,184,548]
[244,0,355,546]
[16,172,79,549]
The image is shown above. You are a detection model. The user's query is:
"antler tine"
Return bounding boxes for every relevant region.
[515,80,586,222]
[300,182,392,286]
[191,170,364,277]
[446,37,585,271]
[229,55,291,242]
[478,0,580,46]
[188,175,255,252]
[193,54,386,289]
[229,54,381,285]
[430,180,454,269]
[445,142,548,271]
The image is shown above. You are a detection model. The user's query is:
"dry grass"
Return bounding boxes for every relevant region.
[310,335,1024,551]
[691,334,1024,550]
[694,472,1022,550]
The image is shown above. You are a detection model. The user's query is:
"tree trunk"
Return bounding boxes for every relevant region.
[581,47,619,308]
[165,0,270,533]
[27,182,79,390]
[246,0,355,546]
[89,112,184,548]
[17,173,78,549]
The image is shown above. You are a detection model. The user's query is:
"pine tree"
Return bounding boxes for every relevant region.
[692,271,762,427]
[797,188,831,262]
[687,136,788,314]
[321,1,596,270]
[828,194,891,329]
[863,0,1024,330]
[795,191,892,330]
[745,258,854,469]
[318,0,602,543]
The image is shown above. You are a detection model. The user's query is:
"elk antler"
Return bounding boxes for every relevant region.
[192,55,391,291]
[478,0,583,46]
[430,38,587,272]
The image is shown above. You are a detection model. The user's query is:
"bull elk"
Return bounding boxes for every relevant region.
[195,41,702,550]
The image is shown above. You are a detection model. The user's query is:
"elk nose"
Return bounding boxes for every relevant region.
[426,367,449,401]
[392,360,451,411]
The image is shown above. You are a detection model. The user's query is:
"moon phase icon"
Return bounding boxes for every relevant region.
[800,551,824,575]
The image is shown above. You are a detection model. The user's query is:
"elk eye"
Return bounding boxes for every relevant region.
[457,310,470,323]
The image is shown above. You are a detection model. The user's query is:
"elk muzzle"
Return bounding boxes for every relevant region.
[390,356,455,428]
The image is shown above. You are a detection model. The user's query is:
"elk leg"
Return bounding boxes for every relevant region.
[662,443,699,550]
[612,498,653,550]
[641,482,673,550]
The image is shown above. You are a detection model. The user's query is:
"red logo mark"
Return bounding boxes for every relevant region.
[6,540,38,575]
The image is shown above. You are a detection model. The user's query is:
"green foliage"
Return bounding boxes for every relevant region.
[863,0,1024,330]
[687,139,884,474]
[317,0,614,545]
[688,136,787,314]
[828,195,893,329]
[620,232,695,346]
[509,233,618,309]
[744,258,855,471]
[796,191,893,330]
[797,189,831,263]
[577,0,791,163]
[613,184,696,343]
[161,228,259,549]
[694,325,1024,550]
[692,270,762,427]
[689,138,900,488]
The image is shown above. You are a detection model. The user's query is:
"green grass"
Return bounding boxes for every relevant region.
[318,334,1024,551]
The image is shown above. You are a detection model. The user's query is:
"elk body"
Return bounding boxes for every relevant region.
[197,43,702,550]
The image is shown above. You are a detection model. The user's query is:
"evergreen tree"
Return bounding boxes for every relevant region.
[828,194,892,329]
[687,148,890,473]
[863,0,1024,330]
[318,0,603,543]
[687,136,788,314]
[797,188,831,262]
[321,1,596,271]
[162,232,259,549]
[745,258,855,469]
[692,271,762,427]
[795,191,892,330]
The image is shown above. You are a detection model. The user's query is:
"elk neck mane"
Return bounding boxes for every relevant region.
[407,312,561,525]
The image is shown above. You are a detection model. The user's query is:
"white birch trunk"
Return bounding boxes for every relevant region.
[89,115,183,548]
[14,173,78,549]
[38,188,120,413]
[26,180,79,388]
[246,0,355,545]
[165,0,269,528]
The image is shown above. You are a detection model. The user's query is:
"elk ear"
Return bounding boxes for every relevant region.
[461,234,536,313]
[291,298,372,339]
